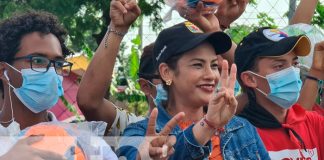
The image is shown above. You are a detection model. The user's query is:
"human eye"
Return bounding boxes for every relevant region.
[211,63,218,70]
[31,57,48,66]
[192,63,203,69]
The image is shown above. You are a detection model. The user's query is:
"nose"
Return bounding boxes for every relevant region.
[203,66,218,82]
[228,0,238,5]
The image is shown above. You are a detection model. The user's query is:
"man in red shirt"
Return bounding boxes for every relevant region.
[235,28,324,159]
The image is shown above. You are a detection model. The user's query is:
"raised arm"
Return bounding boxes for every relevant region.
[77,0,140,128]
[290,0,319,25]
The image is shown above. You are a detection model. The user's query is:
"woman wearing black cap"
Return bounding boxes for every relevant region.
[118,19,270,159]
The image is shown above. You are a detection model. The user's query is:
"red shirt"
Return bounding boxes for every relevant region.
[257,104,324,159]
[312,104,324,116]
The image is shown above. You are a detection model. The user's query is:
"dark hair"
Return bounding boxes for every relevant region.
[0,11,72,63]
[0,11,72,93]
[237,57,263,101]
[138,43,157,81]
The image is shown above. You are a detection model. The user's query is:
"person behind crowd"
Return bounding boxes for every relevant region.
[117,16,270,159]
[0,11,117,159]
[235,27,324,159]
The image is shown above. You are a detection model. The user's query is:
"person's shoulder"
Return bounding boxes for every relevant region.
[305,110,324,123]
[122,118,149,137]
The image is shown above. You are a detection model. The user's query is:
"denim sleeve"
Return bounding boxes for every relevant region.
[251,125,270,160]
[116,122,146,160]
[170,124,212,160]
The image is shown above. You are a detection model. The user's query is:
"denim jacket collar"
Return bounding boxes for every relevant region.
[223,116,245,133]
[155,104,182,134]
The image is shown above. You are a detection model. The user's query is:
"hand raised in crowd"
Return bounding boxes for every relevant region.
[137,108,185,160]
[177,1,221,32]
[216,0,249,30]
[206,60,237,129]
[0,136,66,160]
[110,0,141,32]
[310,41,324,80]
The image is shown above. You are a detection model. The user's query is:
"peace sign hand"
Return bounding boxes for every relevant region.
[206,60,237,129]
[110,0,141,32]
[137,108,185,160]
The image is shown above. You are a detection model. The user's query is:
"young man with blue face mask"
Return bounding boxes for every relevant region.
[0,11,72,159]
[0,11,119,160]
[0,11,73,135]
[236,28,324,159]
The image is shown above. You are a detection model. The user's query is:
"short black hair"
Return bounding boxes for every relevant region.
[0,11,72,93]
[0,10,72,63]
[138,43,160,81]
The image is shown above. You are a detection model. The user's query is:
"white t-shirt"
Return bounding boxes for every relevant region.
[105,105,145,149]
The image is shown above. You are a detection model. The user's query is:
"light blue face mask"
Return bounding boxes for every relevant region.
[145,80,168,106]
[5,65,64,113]
[249,66,302,109]
[153,84,168,106]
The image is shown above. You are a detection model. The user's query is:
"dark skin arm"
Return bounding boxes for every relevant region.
[77,0,141,130]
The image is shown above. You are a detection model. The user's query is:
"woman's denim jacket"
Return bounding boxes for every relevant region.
[117,104,270,160]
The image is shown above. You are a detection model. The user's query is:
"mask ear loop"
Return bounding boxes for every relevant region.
[246,71,269,97]
[0,71,15,124]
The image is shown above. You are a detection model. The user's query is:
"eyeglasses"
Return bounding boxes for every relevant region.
[12,55,73,76]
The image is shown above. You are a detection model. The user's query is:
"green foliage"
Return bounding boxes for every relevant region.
[0,0,165,51]
[226,24,255,44]
[312,1,324,29]
[257,12,278,28]
[109,36,148,116]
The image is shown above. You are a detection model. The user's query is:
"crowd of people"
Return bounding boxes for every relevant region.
[0,0,323,159]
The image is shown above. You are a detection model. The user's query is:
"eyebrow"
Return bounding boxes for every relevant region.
[270,56,298,63]
[29,52,64,60]
[190,58,218,63]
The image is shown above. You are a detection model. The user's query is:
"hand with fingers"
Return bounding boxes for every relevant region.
[206,59,237,129]
[0,135,66,160]
[136,108,185,160]
[310,41,324,80]
[110,0,141,33]
[176,1,221,32]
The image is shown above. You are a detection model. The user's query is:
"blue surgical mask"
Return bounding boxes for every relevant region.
[145,80,168,106]
[5,65,64,113]
[249,66,302,109]
[153,84,168,106]
[234,80,241,96]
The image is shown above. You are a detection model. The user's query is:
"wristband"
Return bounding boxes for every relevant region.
[202,116,224,135]
[104,25,127,48]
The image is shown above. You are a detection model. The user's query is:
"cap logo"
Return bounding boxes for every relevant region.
[184,21,203,33]
[263,29,288,42]
[156,45,167,61]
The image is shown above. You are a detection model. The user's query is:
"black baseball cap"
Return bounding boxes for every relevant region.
[153,21,232,67]
[235,27,311,75]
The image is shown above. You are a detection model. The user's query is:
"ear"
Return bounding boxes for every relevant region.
[159,63,174,83]
[240,71,258,88]
[138,78,152,96]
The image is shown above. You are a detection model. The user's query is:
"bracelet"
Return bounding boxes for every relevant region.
[306,75,320,82]
[107,25,127,37]
[104,25,127,48]
[202,116,224,135]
